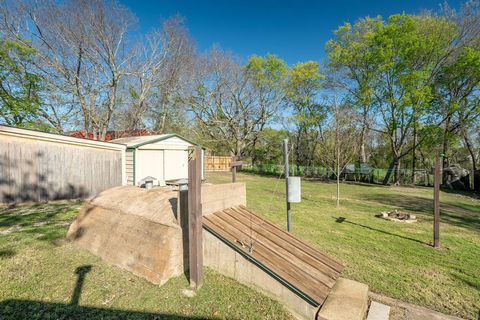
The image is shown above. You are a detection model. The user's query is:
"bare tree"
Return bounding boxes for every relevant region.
[2,0,136,139]
[190,48,285,156]
[317,100,359,207]
[117,16,196,133]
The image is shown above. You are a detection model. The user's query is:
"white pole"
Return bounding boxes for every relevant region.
[283,139,291,232]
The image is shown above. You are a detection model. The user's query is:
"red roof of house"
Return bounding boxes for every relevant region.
[70,129,154,141]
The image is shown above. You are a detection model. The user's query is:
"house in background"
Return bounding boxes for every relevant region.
[69,129,154,141]
[111,134,204,186]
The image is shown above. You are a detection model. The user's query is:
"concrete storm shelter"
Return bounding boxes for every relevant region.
[111,134,204,186]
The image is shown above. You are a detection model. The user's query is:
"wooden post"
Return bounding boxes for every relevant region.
[433,156,441,248]
[231,156,237,183]
[230,157,243,183]
[188,147,203,288]
[283,139,291,232]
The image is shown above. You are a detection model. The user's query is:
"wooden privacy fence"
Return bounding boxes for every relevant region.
[0,125,126,204]
[205,156,232,172]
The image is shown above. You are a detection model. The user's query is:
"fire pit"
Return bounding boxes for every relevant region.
[378,209,417,223]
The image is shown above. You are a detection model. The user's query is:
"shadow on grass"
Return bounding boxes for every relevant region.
[0,263,219,320]
[0,249,15,258]
[441,188,480,200]
[364,194,480,232]
[334,216,429,246]
[0,202,80,244]
[0,300,219,319]
[451,271,480,291]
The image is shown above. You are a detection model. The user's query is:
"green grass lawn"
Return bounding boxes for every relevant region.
[0,202,292,320]
[207,172,480,319]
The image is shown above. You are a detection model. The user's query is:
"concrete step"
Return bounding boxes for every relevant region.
[317,278,369,320]
[367,301,391,320]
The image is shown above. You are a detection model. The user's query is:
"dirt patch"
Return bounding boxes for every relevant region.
[377,210,417,223]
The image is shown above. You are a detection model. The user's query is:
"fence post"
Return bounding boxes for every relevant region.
[231,156,236,183]
[433,156,441,248]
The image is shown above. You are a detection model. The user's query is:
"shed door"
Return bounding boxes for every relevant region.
[164,150,188,181]
[136,150,164,185]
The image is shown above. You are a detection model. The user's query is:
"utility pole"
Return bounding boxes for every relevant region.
[433,155,441,248]
[283,139,291,232]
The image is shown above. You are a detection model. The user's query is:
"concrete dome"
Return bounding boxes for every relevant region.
[67,186,184,285]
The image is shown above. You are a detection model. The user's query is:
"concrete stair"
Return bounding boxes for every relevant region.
[317,278,369,320]
[367,301,391,320]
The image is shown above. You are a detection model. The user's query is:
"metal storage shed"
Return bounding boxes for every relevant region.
[111,134,204,186]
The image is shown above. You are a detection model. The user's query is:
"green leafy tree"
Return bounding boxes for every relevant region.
[245,54,288,163]
[248,128,288,165]
[326,17,382,164]
[286,61,324,167]
[434,46,480,173]
[338,14,455,185]
[372,14,456,184]
[436,1,480,175]
[0,38,43,128]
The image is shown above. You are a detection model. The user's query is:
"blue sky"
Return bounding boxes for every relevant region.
[122,0,463,65]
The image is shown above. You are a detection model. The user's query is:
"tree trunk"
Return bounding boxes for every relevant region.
[295,130,302,168]
[359,143,367,164]
[463,131,477,172]
[359,121,367,164]
[100,126,107,141]
[394,160,401,185]
[382,160,394,185]
[442,115,451,173]
[463,129,477,190]
[336,126,340,207]
[336,172,340,207]
[251,139,258,166]
[411,116,417,185]
[336,149,340,207]
[383,156,400,185]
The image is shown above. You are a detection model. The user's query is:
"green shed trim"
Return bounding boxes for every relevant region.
[132,148,136,186]
[127,134,201,149]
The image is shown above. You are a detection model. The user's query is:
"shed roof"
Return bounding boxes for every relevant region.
[111,134,198,149]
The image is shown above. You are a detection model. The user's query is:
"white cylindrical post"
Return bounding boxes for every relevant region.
[283,139,291,232]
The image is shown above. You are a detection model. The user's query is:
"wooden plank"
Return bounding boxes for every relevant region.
[203,216,329,303]
[203,204,346,307]
[234,206,344,271]
[204,216,330,303]
[231,161,243,167]
[222,207,340,280]
[218,208,337,288]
